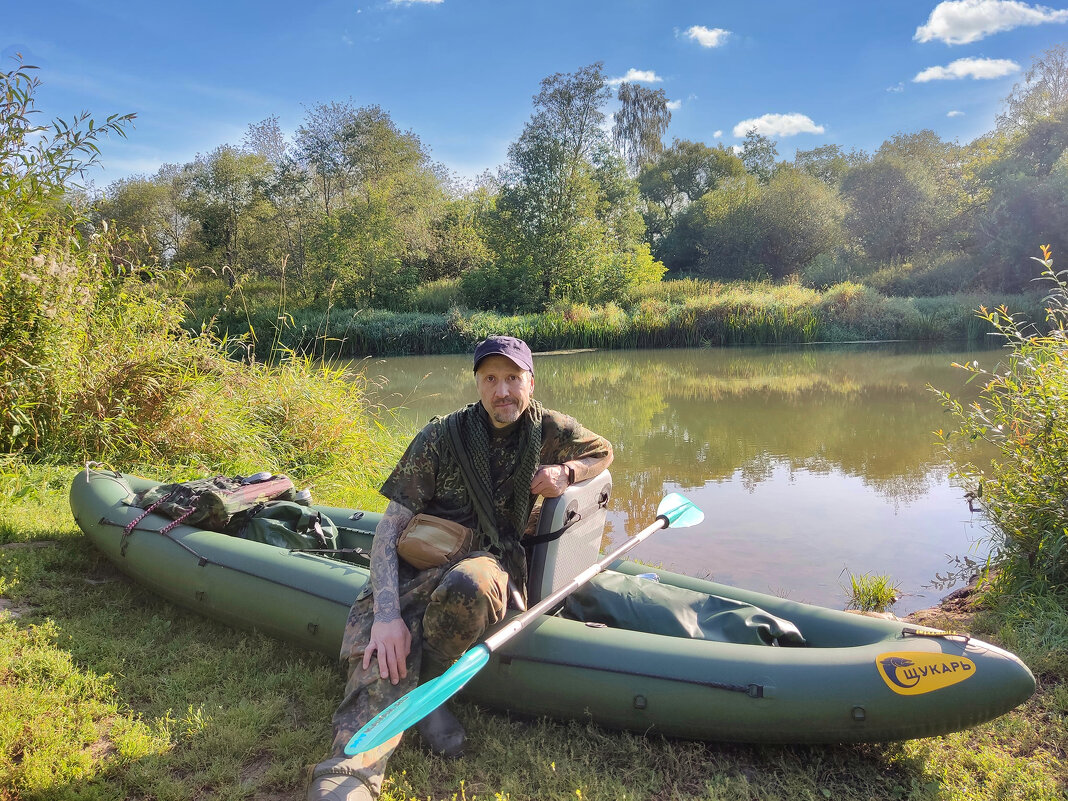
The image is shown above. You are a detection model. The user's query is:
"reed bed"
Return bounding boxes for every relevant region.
[189,277,1042,359]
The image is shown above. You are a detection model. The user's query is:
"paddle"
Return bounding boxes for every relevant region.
[344,492,704,756]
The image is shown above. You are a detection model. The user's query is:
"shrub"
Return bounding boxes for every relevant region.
[936,246,1068,593]
[865,254,983,297]
[0,60,402,504]
[1,58,134,452]
[411,277,463,314]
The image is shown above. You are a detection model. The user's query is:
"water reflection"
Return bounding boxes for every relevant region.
[358,343,997,613]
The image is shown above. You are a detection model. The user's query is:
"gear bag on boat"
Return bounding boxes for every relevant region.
[230,501,339,551]
[132,473,298,532]
[563,571,807,646]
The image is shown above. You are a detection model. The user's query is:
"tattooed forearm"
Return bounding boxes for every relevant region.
[370,500,414,623]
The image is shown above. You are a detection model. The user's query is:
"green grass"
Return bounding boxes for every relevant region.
[1,464,1065,801]
[843,572,901,613]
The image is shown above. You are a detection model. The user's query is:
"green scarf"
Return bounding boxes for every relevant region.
[443,399,544,585]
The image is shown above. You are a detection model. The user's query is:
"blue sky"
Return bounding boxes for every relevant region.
[6,0,1068,189]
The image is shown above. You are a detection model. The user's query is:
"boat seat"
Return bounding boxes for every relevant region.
[525,470,612,604]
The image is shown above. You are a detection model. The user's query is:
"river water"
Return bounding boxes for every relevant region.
[357,343,998,614]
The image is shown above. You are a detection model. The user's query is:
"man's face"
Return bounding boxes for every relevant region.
[475,354,534,429]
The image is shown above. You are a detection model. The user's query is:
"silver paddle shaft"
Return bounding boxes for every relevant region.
[483,514,669,652]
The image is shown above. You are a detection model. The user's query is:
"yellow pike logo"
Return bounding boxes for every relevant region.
[876,651,976,695]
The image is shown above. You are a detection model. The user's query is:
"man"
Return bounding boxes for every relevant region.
[308,335,613,801]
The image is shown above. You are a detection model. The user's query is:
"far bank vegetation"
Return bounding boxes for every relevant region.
[73,46,1068,354]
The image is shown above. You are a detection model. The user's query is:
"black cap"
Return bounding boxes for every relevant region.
[473,335,534,375]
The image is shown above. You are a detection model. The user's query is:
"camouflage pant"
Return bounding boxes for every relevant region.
[311,551,509,795]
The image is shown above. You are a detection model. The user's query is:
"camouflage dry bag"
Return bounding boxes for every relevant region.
[133,474,297,532]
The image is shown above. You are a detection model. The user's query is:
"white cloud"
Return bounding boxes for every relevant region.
[684,25,731,48]
[732,113,825,138]
[713,130,723,138]
[913,56,1020,81]
[887,82,905,93]
[914,0,1068,44]
[608,68,663,86]
[666,99,683,110]
[948,109,966,116]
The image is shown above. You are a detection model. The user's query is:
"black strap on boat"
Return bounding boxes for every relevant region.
[107,516,208,564]
[523,510,582,547]
[524,486,611,547]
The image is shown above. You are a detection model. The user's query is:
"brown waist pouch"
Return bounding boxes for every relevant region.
[396,514,475,570]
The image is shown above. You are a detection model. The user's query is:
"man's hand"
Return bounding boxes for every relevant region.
[531,463,570,498]
[363,617,412,685]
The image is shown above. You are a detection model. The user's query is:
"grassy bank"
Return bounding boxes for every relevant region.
[183,275,1045,359]
[1,464,1065,800]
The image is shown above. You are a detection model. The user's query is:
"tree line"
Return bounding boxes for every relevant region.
[98,46,1068,313]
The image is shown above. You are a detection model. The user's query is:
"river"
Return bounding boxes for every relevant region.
[357,342,998,614]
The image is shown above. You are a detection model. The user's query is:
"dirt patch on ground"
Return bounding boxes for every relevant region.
[904,582,980,631]
[0,597,26,618]
[0,540,59,550]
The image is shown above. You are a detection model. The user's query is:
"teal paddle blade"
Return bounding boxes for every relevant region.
[656,493,704,528]
[344,644,491,756]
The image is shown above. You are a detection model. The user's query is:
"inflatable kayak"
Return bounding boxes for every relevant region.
[69,466,1035,744]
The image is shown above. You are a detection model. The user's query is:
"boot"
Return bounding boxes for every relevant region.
[306,757,377,801]
[306,773,374,801]
[416,704,466,758]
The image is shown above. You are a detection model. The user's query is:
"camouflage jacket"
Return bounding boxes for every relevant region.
[380,402,612,585]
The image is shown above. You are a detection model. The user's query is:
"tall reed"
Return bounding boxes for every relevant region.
[186,277,1032,359]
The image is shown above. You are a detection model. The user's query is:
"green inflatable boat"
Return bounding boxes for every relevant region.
[70,466,1035,744]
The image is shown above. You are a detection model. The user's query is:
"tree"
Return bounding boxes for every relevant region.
[420,190,493,282]
[793,144,863,186]
[840,158,927,262]
[474,63,662,310]
[840,136,963,265]
[998,44,1068,132]
[306,185,420,308]
[667,168,842,280]
[677,175,764,279]
[98,175,172,265]
[739,129,779,183]
[973,164,1068,290]
[185,146,277,278]
[295,101,357,216]
[755,167,844,279]
[99,163,193,266]
[260,155,315,285]
[298,104,453,303]
[243,115,289,165]
[613,82,671,175]
[638,139,744,246]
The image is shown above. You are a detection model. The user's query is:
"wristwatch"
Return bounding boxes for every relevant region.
[565,463,576,486]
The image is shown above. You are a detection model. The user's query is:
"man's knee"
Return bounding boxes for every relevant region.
[432,554,508,608]
[423,555,507,661]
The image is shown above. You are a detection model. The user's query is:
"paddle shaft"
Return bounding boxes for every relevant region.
[483,513,669,652]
